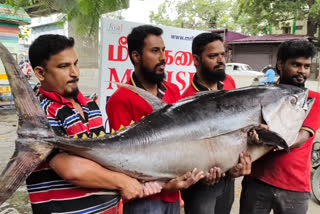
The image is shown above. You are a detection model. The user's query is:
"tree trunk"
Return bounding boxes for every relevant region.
[307,17,317,37]
[306,0,316,37]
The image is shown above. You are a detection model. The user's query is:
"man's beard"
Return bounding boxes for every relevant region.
[64,87,79,99]
[201,61,226,83]
[140,61,166,84]
[281,75,306,88]
[280,66,306,88]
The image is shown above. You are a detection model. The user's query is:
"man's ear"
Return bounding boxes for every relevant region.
[34,66,46,81]
[132,51,141,64]
[276,60,283,74]
[193,54,200,67]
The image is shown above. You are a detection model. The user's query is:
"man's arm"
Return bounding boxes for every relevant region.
[290,129,311,149]
[162,168,204,191]
[292,92,320,148]
[49,153,161,200]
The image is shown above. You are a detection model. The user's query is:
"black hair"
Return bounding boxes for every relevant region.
[28,34,75,69]
[192,32,224,56]
[127,25,163,65]
[276,40,317,73]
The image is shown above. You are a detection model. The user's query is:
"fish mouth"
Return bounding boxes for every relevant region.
[304,97,315,114]
[299,88,314,114]
[294,88,313,114]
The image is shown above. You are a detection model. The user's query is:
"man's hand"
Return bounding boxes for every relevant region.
[204,167,225,186]
[248,124,269,144]
[163,168,204,191]
[229,152,252,178]
[142,182,163,197]
[118,176,144,200]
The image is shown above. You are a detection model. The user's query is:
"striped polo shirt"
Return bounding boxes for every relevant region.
[26,87,120,214]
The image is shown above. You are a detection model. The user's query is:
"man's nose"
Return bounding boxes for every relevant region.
[70,65,79,77]
[160,50,166,61]
[217,54,225,63]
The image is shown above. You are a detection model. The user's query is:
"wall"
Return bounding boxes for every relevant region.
[230,44,278,71]
[273,19,319,37]
[0,23,19,79]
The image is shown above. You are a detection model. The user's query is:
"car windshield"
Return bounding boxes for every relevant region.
[243,65,253,70]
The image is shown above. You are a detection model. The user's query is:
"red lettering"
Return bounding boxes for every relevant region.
[176,71,187,91]
[165,50,174,65]
[119,36,128,46]
[107,68,132,89]
[108,36,129,62]
[108,45,116,61]
[186,52,193,66]
[188,72,195,85]
[166,71,174,83]
[175,51,188,66]
[117,45,129,61]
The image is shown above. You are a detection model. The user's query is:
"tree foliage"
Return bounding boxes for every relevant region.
[237,0,319,36]
[0,0,129,35]
[150,0,238,31]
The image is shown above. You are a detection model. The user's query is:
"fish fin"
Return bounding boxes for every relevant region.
[112,82,167,112]
[0,140,53,205]
[0,42,55,139]
[250,129,290,152]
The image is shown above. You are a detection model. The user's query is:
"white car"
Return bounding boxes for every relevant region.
[225,63,263,77]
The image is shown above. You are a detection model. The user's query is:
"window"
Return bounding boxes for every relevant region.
[282,27,291,34]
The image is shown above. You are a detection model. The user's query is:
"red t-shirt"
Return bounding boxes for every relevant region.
[251,90,320,192]
[182,74,236,98]
[106,75,181,202]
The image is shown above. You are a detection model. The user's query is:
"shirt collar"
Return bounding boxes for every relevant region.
[130,72,167,99]
[39,87,88,108]
[191,73,224,92]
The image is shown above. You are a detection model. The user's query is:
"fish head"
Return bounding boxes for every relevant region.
[261,84,314,148]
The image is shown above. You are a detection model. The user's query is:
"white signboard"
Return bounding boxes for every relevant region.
[99,18,205,129]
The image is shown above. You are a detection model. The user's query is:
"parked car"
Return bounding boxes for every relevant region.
[225,63,263,77]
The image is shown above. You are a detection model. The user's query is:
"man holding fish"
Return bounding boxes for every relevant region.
[106,25,204,214]
[240,40,320,214]
[181,32,252,214]
[26,34,162,214]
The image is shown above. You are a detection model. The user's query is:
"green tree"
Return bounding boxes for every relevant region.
[150,0,238,31]
[0,0,129,35]
[237,0,319,36]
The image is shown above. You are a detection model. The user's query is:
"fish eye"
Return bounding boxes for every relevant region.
[290,96,297,105]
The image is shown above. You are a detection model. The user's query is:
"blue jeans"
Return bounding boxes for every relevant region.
[240,176,310,214]
[181,176,235,214]
[123,199,180,214]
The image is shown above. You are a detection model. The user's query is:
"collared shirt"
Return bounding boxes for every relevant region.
[182,74,236,98]
[26,88,119,214]
[131,72,167,99]
[106,72,181,202]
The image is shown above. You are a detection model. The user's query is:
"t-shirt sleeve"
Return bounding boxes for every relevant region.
[106,92,133,132]
[301,94,320,137]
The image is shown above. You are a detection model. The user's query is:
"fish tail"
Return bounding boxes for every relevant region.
[0,140,53,204]
[0,42,55,204]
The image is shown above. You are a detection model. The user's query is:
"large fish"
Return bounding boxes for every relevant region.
[0,42,314,204]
